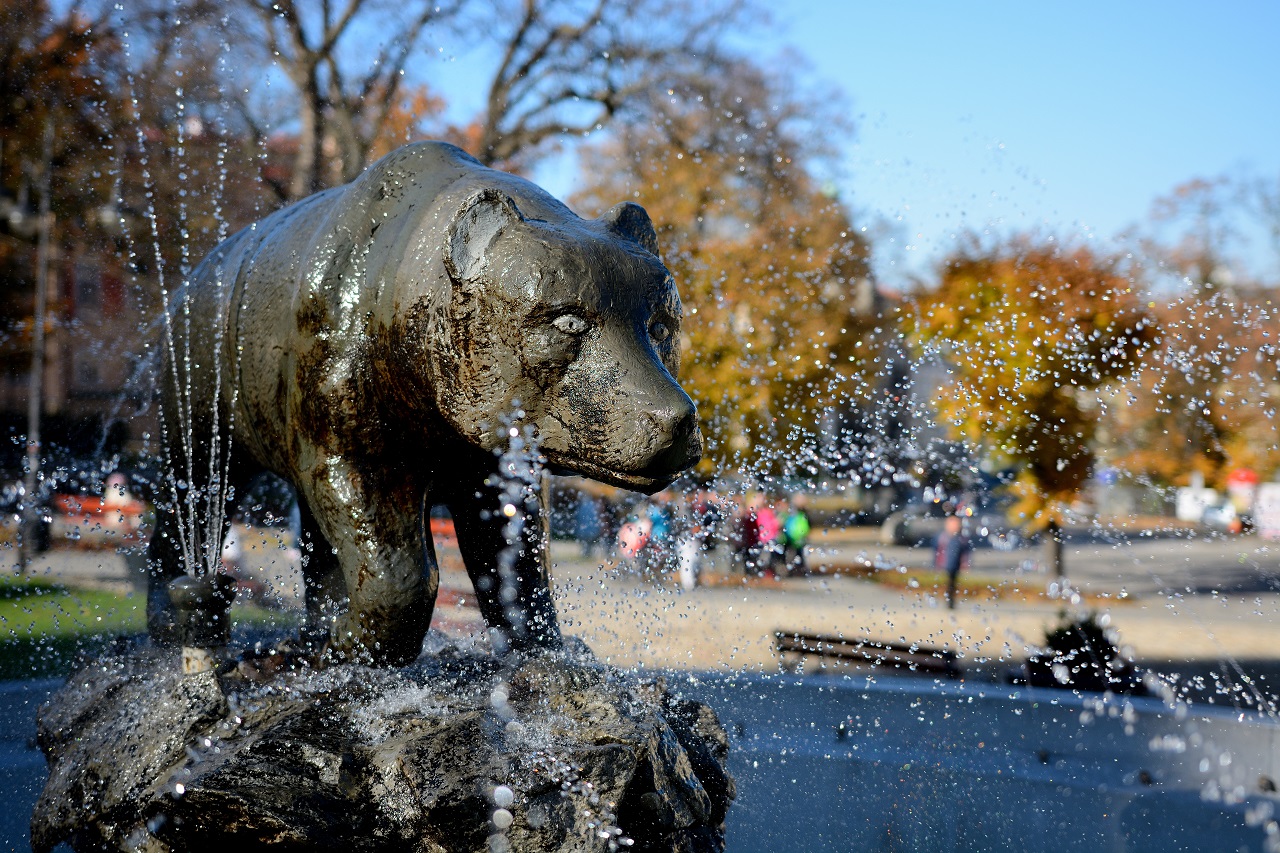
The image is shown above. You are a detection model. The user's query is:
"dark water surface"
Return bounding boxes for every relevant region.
[1,679,60,853]
[5,671,1279,853]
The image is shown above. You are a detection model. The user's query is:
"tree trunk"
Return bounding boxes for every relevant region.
[20,116,54,572]
[290,77,326,201]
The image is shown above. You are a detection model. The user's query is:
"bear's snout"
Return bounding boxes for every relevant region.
[638,394,702,477]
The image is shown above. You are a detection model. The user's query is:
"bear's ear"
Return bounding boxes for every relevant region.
[445,188,526,283]
[601,202,660,258]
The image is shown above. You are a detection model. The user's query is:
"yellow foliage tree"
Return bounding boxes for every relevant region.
[907,236,1153,575]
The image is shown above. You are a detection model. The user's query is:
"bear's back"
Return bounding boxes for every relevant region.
[379,141,578,227]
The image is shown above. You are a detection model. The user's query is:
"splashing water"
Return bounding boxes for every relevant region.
[113,12,246,580]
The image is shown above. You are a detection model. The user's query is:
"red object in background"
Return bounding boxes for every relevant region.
[1228,468,1260,487]
[53,493,146,545]
[429,516,457,548]
[618,519,651,558]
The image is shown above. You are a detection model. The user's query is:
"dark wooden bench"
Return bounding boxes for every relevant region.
[774,631,962,678]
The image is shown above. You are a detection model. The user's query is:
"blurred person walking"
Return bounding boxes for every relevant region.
[935,515,972,610]
[574,492,603,558]
[781,495,811,577]
[732,495,761,575]
[673,494,704,591]
[754,497,782,578]
[646,492,673,572]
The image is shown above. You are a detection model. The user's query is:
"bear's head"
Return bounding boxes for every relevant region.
[429,188,702,493]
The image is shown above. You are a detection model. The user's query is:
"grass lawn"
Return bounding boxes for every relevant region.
[0,574,297,680]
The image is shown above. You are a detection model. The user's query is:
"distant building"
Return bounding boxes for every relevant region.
[0,240,154,484]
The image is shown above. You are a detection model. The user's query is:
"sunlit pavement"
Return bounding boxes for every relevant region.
[6,548,143,591]
[542,535,1280,692]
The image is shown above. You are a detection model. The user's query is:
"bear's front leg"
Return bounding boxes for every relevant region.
[444,463,562,655]
[301,459,437,665]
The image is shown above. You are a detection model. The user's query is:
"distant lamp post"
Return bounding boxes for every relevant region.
[3,198,39,240]
[18,114,55,573]
[1209,265,1237,291]
[96,203,122,234]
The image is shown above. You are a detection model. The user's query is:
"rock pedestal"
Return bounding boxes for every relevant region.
[32,638,734,853]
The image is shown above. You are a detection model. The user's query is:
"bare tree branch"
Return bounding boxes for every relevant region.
[474,0,757,168]
[225,0,460,200]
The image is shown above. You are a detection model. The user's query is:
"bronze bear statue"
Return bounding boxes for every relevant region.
[147,141,702,665]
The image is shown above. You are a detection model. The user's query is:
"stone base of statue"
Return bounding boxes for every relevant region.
[31,636,734,853]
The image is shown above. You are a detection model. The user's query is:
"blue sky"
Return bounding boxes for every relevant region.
[425,1,1280,286]
[772,2,1280,284]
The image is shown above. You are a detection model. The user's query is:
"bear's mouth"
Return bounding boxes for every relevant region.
[541,421,701,495]
[546,456,690,495]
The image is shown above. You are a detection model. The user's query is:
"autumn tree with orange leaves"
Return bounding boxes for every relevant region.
[1107,177,1280,489]
[1108,290,1280,489]
[0,0,126,368]
[907,236,1153,577]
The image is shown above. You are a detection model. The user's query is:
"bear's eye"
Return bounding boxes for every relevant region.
[650,322,671,343]
[552,314,589,335]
